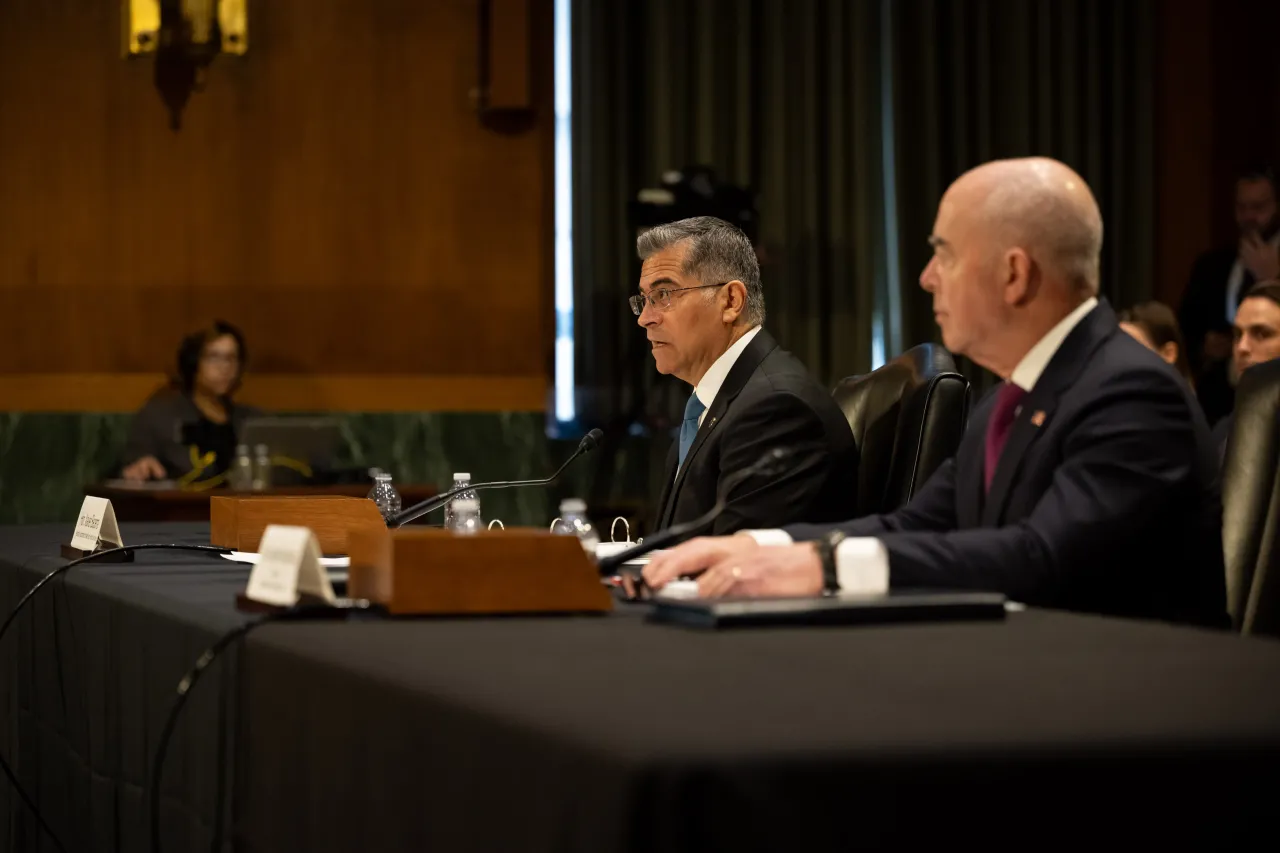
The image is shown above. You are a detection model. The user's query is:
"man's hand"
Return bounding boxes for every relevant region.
[1241,233,1280,282]
[122,455,166,482]
[642,534,760,590]
[695,542,824,599]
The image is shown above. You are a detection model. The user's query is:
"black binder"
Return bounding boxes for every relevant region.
[648,590,1008,629]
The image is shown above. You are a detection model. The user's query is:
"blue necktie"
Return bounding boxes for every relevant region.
[678,392,707,468]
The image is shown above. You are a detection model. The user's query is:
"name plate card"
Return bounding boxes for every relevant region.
[68,496,124,553]
[243,525,336,608]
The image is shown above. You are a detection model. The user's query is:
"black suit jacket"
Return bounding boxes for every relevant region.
[653,329,858,536]
[789,303,1228,627]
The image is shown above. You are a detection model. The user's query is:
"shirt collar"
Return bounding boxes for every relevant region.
[1009,297,1098,392]
[694,326,762,409]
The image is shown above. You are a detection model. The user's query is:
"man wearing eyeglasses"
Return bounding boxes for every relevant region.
[634,216,858,536]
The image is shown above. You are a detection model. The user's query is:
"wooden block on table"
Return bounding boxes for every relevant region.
[210,495,385,554]
[346,527,613,616]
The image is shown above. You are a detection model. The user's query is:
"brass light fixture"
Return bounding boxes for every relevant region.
[123,0,248,130]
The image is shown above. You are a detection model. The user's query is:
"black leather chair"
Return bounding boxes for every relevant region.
[832,343,970,516]
[1222,357,1280,636]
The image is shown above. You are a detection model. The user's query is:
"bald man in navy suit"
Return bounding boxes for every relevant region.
[645,158,1227,628]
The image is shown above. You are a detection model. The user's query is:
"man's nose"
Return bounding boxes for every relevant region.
[919,257,938,292]
[637,300,660,327]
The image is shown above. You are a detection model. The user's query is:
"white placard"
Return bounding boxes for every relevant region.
[243,525,335,607]
[221,552,351,569]
[69,496,123,552]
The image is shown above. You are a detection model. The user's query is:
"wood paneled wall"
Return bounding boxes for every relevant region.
[0,0,551,412]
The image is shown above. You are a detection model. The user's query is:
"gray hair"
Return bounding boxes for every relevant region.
[636,216,765,325]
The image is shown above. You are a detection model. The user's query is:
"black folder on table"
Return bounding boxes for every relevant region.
[648,590,1008,629]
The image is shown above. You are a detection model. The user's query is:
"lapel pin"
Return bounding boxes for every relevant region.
[1030,410,1046,427]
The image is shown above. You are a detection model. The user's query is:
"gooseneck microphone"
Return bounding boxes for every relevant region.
[597,447,793,575]
[388,428,605,528]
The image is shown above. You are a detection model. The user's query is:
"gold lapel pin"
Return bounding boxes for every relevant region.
[1030,410,1046,427]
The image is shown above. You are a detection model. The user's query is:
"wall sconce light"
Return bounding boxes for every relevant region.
[123,0,248,131]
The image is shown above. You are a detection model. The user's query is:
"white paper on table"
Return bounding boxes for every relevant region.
[222,551,351,569]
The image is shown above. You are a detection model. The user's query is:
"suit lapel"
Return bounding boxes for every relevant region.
[654,442,679,529]
[660,329,778,528]
[981,301,1118,526]
[957,416,987,528]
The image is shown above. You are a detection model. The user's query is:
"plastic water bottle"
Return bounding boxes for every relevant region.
[444,472,481,528]
[552,498,600,551]
[449,498,483,535]
[368,473,402,522]
[251,443,272,490]
[229,444,254,490]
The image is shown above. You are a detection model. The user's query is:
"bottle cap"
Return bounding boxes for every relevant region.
[453,472,470,480]
[559,498,587,513]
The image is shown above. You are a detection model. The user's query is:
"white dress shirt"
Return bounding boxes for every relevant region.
[745,298,1099,594]
[691,325,762,427]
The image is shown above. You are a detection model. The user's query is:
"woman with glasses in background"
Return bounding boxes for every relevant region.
[119,320,262,484]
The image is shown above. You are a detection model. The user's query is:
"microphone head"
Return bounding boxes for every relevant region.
[579,428,604,452]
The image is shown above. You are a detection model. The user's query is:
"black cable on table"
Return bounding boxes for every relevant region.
[150,600,380,853]
[0,543,233,853]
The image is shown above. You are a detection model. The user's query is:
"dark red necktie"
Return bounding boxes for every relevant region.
[984,382,1028,491]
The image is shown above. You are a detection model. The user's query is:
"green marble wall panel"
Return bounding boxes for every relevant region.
[0,412,666,531]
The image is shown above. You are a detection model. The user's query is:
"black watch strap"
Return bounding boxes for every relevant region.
[814,530,846,594]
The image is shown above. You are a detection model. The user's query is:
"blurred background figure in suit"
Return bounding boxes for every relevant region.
[1211,280,1280,451]
[120,320,261,483]
[1118,301,1195,385]
[1179,165,1280,425]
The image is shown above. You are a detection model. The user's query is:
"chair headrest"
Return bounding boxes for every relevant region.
[832,343,959,440]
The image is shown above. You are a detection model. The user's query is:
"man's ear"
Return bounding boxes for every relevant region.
[1003,248,1034,306]
[721,280,748,322]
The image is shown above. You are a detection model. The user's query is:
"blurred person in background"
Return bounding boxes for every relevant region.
[1211,281,1280,453]
[1179,165,1280,424]
[120,320,261,483]
[1118,301,1194,385]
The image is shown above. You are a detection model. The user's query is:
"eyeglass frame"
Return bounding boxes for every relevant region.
[629,282,730,316]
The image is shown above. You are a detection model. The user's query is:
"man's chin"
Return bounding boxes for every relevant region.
[651,352,675,375]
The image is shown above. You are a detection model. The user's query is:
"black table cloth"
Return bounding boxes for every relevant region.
[3,522,1280,852]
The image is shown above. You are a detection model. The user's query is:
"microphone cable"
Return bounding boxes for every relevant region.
[149,599,383,853]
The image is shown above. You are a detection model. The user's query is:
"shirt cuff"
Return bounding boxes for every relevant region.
[835,538,890,594]
[742,529,794,546]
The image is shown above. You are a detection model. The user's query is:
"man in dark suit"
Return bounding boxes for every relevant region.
[1179,166,1279,425]
[1211,280,1280,455]
[634,216,858,535]
[644,159,1227,628]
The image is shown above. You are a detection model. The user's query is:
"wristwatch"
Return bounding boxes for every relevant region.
[812,530,847,595]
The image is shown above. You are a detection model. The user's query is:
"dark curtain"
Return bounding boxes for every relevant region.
[890,0,1157,387]
[572,0,889,435]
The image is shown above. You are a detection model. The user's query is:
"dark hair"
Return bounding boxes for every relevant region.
[1118,301,1193,382]
[1237,164,1278,197]
[1241,280,1280,310]
[177,320,247,396]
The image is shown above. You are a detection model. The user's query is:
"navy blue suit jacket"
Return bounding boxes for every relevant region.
[788,302,1228,627]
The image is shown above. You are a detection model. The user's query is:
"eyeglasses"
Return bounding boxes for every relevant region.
[629,282,728,316]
